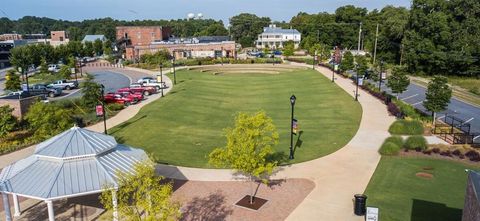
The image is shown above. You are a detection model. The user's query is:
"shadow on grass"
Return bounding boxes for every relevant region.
[108,114,147,135]
[180,191,233,221]
[411,199,462,221]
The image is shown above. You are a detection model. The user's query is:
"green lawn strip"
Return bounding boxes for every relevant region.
[365,157,480,221]
[109,68,361,168]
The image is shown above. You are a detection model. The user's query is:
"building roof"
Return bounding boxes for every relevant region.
[82,35,106,42]
[262,27,300,35]
[0,127,148,200]
[469,170,480,202]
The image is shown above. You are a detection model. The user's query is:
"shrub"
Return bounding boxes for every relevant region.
[423,149,432,155]
[389,120,424,135]
[465,150,480,162]
[432,148,440,154]
[384,136,404,147]
[379,142,401,156]
[387,103,402,118]
[107,103,124,112]
[452,149,461,156]
[404,135,427,150]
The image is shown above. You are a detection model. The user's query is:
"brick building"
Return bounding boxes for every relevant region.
[116,26,172,46]
[125,41,236,60]
[0,34,22,41]
[462,170,480,221]
[49,31,69,47]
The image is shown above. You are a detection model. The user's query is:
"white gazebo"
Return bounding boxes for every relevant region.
[0,126,148,221]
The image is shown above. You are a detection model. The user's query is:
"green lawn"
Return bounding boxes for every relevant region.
[110,68,362,167]
[365,157,480,221]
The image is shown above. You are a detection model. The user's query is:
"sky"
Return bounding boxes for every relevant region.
[2,0,411,24]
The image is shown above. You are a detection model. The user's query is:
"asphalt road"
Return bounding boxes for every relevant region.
[64,70,132,99]
[376,80,480,137]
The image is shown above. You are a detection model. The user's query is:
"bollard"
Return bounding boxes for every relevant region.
[354,194,367,216]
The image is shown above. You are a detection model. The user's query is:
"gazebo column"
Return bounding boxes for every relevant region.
[2,192,12,221]
[12,194,21,217]
[45,200,55,221]
[112,190,118,221]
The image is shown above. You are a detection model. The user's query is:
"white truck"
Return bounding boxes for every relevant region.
[137,78,167,90]
[48,80,79,90]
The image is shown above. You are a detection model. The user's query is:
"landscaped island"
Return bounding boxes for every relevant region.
[110,65,362,167]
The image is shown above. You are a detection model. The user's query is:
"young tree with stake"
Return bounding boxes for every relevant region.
[423,76,452,122]
[209,111,278,204]
[387,66,410,99]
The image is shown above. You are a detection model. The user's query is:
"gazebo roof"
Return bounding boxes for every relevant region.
[0,127,148,201]
[35,126,117,159]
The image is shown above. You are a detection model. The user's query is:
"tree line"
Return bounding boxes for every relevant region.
[0,17,228,41]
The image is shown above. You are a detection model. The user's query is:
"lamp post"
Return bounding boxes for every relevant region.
[313,50,317,70]
[289,95,296,160]
[100,84,107,134]
[159,64,164,97]
[172,55,176,85]
[355,63,359,101]
[332,62,335,82]
[378,60,384,91]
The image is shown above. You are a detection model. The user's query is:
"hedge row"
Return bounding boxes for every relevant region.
[388,120,424,135]
[379,135,428,155]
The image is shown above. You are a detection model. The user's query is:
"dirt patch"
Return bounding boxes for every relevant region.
[171,178,315,221]
[416,172,434,179]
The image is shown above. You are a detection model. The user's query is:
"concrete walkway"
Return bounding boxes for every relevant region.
[1,63,395,220]
[0,67,173,169]
[155,63,395,220]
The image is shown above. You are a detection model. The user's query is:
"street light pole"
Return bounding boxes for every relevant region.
[378,60,384,91]
[355,63,359,101]
[332,62,335,82]
[289,95,296,160]
[160,64,164,97]
[172,55,176,85]
[100,84,107,134]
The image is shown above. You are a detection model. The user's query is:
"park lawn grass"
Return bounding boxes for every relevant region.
[110,68,361,168]
[365,157,480,221]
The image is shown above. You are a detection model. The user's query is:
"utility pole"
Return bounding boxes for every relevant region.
[357,22,362,53]
[373,23,379,64]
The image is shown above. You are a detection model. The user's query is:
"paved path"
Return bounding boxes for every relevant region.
[0,66,172,169]
[1,64,394,220]
[156,63,395,220]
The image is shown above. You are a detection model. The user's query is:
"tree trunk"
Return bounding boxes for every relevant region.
[432,111,436,123]
[250,178,255,204]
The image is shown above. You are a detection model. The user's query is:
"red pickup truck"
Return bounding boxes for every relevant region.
[104,93,137,106]
[129,83,157,96]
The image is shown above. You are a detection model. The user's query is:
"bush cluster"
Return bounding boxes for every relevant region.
[404,136,428,150]
[389,120,424,135]
[378,136,403,155]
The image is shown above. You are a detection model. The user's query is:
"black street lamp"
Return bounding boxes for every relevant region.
[378,60,384,91]
[159,64,164,97]
[172,55,176,85]
[100,84,107,134]
[355,63,359,101]
[332,62,336,82]
[289,94,296,160]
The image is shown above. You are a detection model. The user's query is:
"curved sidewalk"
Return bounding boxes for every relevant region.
[0,67,173,169]
[155,64,395,220]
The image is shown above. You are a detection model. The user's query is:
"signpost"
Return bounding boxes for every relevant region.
[366,207,379,221]
[292,119,299,135]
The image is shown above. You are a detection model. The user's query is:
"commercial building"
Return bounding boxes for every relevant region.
[116,26,172,46]
[256,24,301,50]
[0,40,28,68]
[125,36,236,60]
[49,31,69,47]
[82,35,107,43]
[0,34,22,41]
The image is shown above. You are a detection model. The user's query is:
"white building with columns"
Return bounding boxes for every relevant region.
[255,24,301,50]
[0,126,148,221]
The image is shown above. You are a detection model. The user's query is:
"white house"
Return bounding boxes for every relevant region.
[256,24,301,50]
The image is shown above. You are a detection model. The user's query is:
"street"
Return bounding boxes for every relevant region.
[378,81,480,136]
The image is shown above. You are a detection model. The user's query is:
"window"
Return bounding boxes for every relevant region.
[151,32,155,38]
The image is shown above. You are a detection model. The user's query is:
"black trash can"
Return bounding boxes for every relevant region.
[354,194,367,216]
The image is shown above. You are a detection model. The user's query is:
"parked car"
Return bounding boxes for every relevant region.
[48,79,79,90]
[116,89,144,101]
[48,64,60,73]
[103,93,137,106]
[136,78,167,90]
[129,83,157,95]
[25,84,62,98]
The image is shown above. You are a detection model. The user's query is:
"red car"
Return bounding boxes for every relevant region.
[117,90,144,101]
[117,88,145,99]
[104,93,137,106]
[129,83,157,95]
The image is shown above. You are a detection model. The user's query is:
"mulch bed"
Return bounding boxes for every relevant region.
[235,195,268,210]
[171,178,315,221]
[399,150,480,166]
